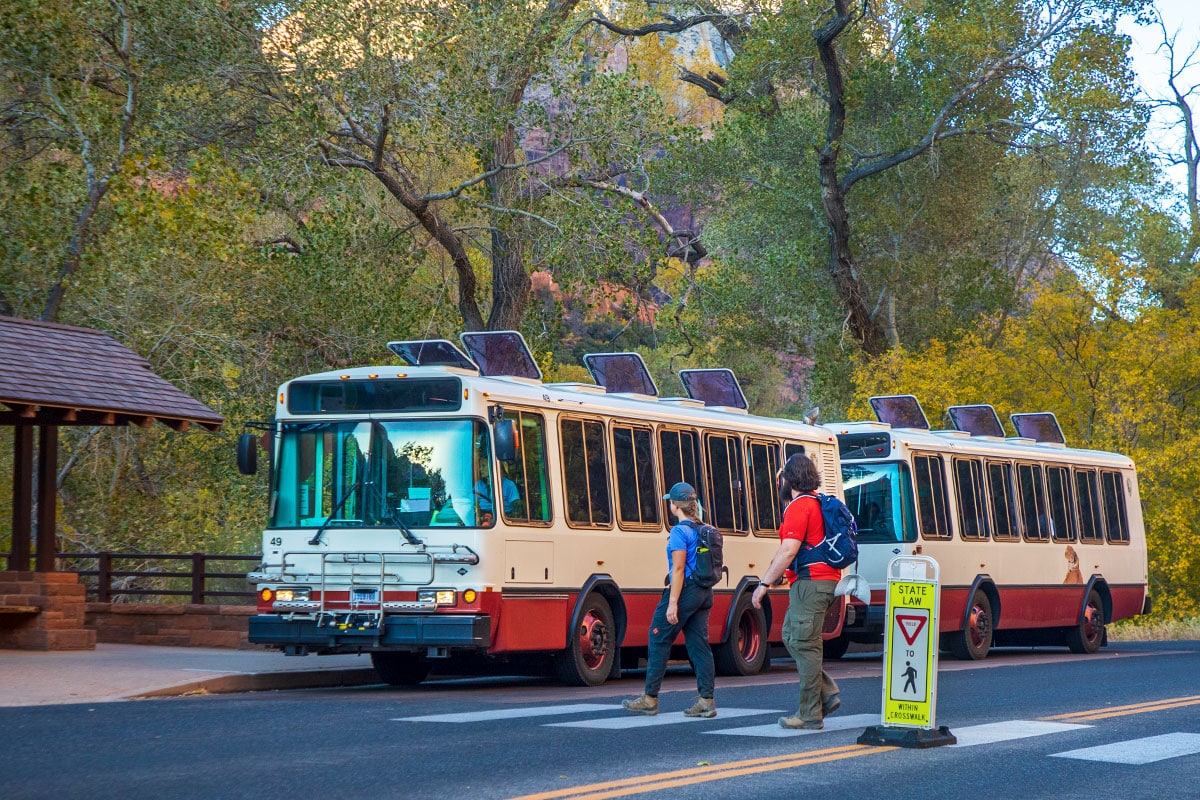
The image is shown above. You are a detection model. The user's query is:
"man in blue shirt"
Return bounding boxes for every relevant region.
[474,475,520,515]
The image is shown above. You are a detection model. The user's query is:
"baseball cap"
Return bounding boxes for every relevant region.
[663,482,698,502]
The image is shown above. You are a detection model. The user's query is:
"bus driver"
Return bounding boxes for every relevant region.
[475,474,520,515]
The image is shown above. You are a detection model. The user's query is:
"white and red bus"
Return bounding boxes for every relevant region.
[825,396,1149,660]
[239,333,845,686]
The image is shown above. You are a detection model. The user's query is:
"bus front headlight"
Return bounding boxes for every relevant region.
[418,589,457,607]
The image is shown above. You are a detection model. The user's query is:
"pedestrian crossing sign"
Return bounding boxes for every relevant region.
[882,558,940,729]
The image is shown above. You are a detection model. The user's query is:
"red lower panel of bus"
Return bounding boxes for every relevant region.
[488,590,745,653]
[939,583,1145,632]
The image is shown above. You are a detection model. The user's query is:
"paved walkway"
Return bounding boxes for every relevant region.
[0,645,380,707]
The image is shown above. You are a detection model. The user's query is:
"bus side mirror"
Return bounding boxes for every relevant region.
[494,419,517,463]
[237,433,258,475]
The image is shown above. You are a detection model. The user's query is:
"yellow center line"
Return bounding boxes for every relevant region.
[1041,694,1200,723]
[507,744,894,800]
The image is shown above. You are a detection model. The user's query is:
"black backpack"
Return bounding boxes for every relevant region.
[792,493,859,571]
[683,519,725,589]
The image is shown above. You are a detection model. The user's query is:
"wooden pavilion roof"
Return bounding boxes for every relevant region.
[0,316,223,431]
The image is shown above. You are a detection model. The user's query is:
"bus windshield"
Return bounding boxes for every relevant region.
[269,419,495,529]
[841,462,916,543]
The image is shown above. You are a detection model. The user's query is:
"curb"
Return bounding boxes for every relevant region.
[131,667,382,699]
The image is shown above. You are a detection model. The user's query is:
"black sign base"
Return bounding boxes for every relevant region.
[857,725,957,749]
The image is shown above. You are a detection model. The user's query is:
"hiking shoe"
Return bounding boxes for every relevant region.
[778,716,823,730]
[822,694,842,716]
[684,697,717,718]
[622,694,659,715]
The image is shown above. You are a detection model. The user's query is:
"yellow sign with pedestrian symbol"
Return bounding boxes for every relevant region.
[882,560,939,729]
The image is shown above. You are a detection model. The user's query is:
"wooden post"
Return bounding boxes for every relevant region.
[97,552,111,603]
[36,425,58,572]
[191,552,205,605]
[10,425,33,571]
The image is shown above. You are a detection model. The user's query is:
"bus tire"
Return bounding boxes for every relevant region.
[949,590,993,660]
[371,651,430,686]
[714,593,768,676]
[1066,590,1106,654]
[822,632,850,661]
[554,594,616,686]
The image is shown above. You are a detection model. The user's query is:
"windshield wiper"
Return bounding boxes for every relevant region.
[382,507,424,546]
[308,482,363,546]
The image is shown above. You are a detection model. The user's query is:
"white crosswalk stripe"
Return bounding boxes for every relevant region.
[1050,733,1200,764]
[706,713,880,738]
[393,703,621,723]
[949,720,1091,747]
[396,702,1199,769]
[547,707,780,729]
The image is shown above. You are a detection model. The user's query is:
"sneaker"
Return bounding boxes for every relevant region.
[622,694,659,715]
[778,715,823,730]
[684,697,717,718]
[822,694,841,716]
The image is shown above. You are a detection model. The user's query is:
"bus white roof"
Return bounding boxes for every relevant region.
[825,419,1134,468]
[278,364,835,443]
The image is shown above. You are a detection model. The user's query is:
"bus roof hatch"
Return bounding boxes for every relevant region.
[679,368,748,410]
[583,352,658,396]
[869,395,930,430]
[947,404,1005,437]
[1010,412,1066,445]
[459,331,543,380]
[386,339,478,371]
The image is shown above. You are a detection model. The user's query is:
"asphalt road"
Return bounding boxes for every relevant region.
[3,641,1198,800]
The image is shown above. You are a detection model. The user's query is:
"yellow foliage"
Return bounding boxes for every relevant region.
[852,274,1200,620]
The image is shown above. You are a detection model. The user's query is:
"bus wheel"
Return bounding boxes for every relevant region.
[949,591,992,660]
[715,593,768,676]
[371,652,430,686]
[1066,590,1106,654]
[822,633,850,661]
[554,594,615,686]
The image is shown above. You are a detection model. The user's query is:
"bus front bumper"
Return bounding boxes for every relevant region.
[248,613,491,653]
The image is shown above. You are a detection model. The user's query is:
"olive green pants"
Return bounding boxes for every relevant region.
[782,579,840,722]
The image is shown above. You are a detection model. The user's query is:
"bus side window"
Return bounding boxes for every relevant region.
[503,410,551,524]
[987,461,1021,541]
[1101,471,1130,543]
[954,458,990,540]
[913,454,951,539]
[1017,463,1050,541]
[660,428,702,523]
[784,442,806,461]
[1046,465,1076,542]
[705,432,748,533]
[1075,469,1104,543]
[747,440,782,533]
[560,417,613,527]
[612,424,659,528]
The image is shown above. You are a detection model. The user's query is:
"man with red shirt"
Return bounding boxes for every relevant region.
[752,452,842,730]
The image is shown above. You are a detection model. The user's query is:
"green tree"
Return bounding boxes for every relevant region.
[598,0,1151,359]
[197,0,685,334]
[851,264,1200,620]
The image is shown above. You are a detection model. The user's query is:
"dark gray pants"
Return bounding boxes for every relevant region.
[643,579,715,699]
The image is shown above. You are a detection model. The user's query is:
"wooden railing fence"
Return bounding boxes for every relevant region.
[1,552,260,605]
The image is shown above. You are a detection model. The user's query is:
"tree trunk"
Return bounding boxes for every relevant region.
[484,125,530,331]
[813,1,888,356]
[487,227,530,330]
[42,182,109,323]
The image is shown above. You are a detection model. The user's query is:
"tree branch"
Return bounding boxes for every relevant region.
[588,10,732,38]
[678,68,735,103]
[575,179,707,263]
[423,139,584,202]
